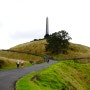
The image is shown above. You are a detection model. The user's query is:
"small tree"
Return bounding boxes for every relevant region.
[45,30,72,54]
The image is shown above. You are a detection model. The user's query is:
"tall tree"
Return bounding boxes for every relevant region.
[45,30,72,54]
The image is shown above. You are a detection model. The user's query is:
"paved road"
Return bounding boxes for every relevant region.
[0,60,57,90]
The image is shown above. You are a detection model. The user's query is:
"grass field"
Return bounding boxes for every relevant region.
[0,39,90,89]
[0,56,32,70]
[16,60,90,90]
[0,39,90,70]
[10,39,90,60]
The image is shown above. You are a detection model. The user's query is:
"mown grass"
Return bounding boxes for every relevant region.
[16,60,90,90]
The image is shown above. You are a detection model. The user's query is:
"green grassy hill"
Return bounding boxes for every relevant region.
[16,60,90,90]
[10,39,46,54]
[0,39,90,59]
[0,39,90,69]
[0,39,90,89]
[9,39,90,59]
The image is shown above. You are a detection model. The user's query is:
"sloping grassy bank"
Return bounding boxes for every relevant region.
[53,43,90,59]
[0,50,44,69]
[0,57,16,70]
[9,39,90,60]
[0,50,44,63]
[0,56,32,70]
[16,60,90,90]
[1,39,90,70]
[10,40,46,54]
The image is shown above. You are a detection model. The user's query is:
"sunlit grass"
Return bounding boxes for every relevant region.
[0,56,32,70]
[0,39,90,70]
[10,39,46,54]
[0,50,43,62]
[16,60,90,90]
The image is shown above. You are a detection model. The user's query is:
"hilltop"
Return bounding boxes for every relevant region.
[0,39,90,69]
[9,39,90,60]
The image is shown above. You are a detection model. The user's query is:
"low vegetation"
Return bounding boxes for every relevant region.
[10,40,46,54]
[54,43,90,60]
[0,39,90,69]
[16,60,90,90]
[0,38,90,89]
[9,39,90,59]
[0,56,32,70]
[0,57,16,70]
[0,50,44,70]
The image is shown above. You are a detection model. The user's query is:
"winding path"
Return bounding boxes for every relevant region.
[0,60,57,90]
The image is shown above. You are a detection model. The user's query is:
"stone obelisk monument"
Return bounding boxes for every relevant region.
[44,17,49,38]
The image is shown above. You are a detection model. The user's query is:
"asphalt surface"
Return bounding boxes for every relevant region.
[0,60,57,90]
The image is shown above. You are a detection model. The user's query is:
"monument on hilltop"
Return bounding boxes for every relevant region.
[44,17,49,38]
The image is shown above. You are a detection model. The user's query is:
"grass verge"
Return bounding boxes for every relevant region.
[0,57,32,70]
[16,60,90,90]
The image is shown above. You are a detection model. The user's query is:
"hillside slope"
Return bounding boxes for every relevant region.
[16,60,90,90]
[0,39,90,69]
[10,39,90,59]
[0,39,90,60]
[10,39,46,54]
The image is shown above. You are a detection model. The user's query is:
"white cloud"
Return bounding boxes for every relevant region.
[0,0,90,49]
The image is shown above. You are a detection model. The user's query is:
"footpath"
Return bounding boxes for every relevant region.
[0,60,57,90]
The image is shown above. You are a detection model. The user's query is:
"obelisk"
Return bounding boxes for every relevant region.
[44,17,49,38]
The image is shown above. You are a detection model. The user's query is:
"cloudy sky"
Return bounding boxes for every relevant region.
[0,0,90,49]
